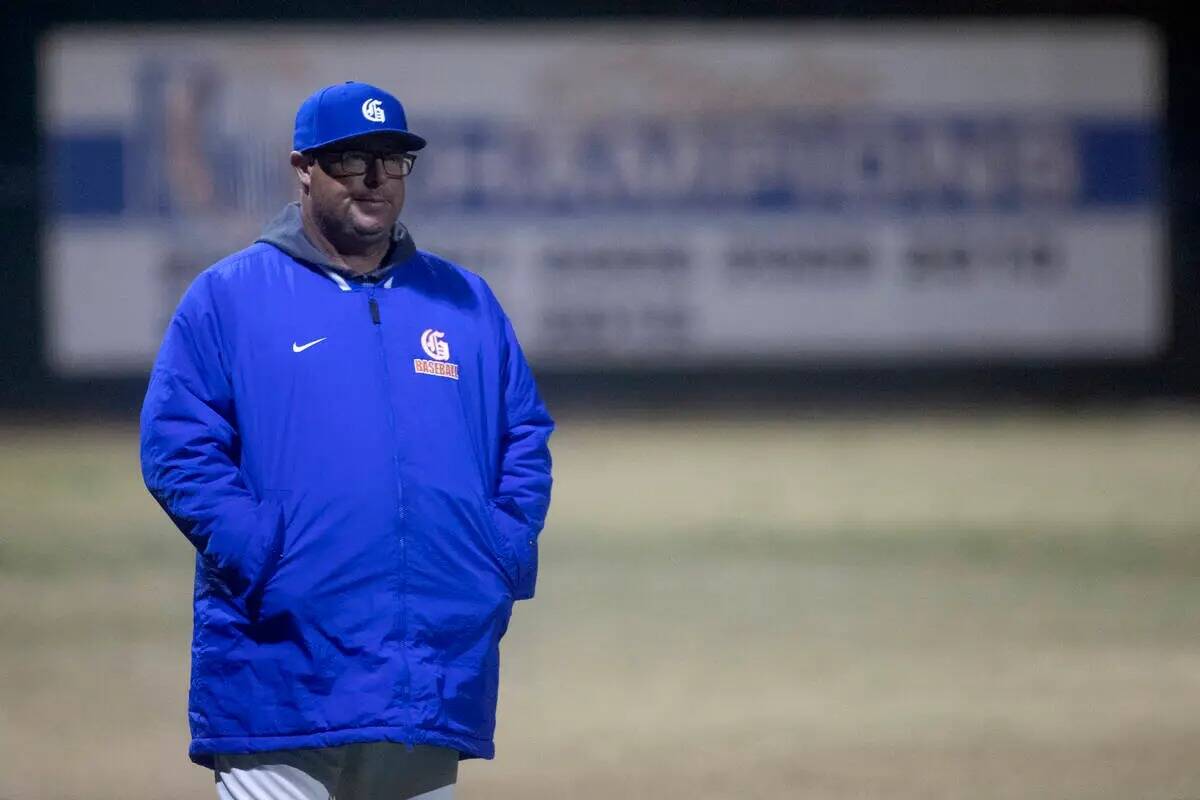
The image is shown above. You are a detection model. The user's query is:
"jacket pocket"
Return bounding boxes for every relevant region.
[485,496,538,601]
[201,489,290,622]
[480,498,520,596]
[243,489,292,623]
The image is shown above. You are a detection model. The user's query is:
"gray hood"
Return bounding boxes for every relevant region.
[256,201,418,283]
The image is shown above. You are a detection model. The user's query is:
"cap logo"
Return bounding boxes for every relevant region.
[361,98,386,123]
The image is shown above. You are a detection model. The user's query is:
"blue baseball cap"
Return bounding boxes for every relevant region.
[293,81,427,153]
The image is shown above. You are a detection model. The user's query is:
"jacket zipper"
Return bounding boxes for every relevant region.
[366,287,411,717]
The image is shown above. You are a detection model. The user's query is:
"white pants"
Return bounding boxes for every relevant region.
[214,742,458,800]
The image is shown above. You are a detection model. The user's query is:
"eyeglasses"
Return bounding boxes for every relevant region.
[313,150,417,179]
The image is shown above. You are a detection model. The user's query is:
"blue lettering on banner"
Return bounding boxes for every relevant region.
[48,132,125,216]
[46,115,1160,219]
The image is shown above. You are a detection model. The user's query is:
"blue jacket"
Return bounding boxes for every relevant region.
[139,203,554,767]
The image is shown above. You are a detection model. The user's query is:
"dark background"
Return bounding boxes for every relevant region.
[2,0,1196,413]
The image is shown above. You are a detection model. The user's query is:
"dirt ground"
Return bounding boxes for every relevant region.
[1,410,1198,799]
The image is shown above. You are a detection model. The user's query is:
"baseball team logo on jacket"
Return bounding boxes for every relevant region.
[415,328,459,379]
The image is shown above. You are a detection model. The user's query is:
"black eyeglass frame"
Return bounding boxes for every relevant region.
[309,149,417,179]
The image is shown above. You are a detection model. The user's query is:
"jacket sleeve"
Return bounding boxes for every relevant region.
[490,310,555,601]
[139,276,284,613]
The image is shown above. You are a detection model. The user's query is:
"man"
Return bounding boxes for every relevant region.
[140,81,554,800]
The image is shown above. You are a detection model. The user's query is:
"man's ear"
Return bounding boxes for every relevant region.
[290,151,313,193]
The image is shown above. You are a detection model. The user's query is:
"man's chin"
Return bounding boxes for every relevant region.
[352,222,387,239]
[349,215,392,241]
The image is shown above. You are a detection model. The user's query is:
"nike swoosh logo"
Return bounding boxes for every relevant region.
[292,337,328,353]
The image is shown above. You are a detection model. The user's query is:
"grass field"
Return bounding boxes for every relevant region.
[1,410,1199,799]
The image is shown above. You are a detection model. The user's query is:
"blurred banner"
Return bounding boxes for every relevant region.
[40,23,1164,375]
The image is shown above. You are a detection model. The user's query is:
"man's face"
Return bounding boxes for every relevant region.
[291,133,410,253]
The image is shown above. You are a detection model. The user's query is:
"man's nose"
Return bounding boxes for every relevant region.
[362,156,386,187]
